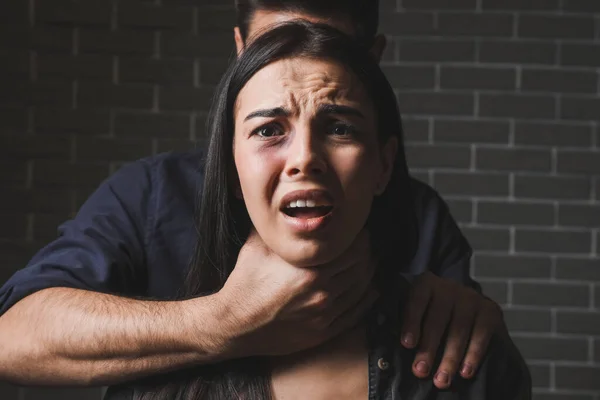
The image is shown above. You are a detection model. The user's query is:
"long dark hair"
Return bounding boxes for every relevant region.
[136,21,417,400]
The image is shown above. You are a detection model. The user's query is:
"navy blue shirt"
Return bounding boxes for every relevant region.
[0,151,475,315]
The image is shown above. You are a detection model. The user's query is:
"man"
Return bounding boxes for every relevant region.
[0,0,506,392]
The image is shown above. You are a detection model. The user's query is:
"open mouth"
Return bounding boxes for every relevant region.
[282,205,334,219]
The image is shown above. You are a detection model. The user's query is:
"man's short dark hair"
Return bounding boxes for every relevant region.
[235,0,379,45]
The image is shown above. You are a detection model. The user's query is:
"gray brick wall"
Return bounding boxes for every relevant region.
[0,0,598,399]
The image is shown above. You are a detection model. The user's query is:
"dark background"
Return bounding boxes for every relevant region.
[1,0,599,399]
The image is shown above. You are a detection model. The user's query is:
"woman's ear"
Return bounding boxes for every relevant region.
[375,136,398,195]
[234,27,245,56]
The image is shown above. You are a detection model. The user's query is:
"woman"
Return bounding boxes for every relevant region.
[112,21,529,400]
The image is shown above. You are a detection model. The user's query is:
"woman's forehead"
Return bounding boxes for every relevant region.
[235,58,371,117]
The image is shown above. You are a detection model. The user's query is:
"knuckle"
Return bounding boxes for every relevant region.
[310,290,331,310]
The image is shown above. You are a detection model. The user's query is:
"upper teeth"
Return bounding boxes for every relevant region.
[286,199,327,208]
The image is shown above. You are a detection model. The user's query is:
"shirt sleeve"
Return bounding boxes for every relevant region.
[0,160,154,316]
[408,178,481,292]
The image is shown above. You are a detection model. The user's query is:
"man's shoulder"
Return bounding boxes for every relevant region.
[408,176,449,216]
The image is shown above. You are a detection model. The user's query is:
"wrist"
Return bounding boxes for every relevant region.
[182,292,244,362]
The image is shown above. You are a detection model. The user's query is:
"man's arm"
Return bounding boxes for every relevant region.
[0,287,227,386]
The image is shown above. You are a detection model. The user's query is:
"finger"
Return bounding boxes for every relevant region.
[400,280,433,349]
[433,305,475,389]
[411,297,452,379]
[460,302,501,379]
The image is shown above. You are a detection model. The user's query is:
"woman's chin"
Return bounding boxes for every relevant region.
[279,241,343,268]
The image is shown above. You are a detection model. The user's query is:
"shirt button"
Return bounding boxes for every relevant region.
[377,358,390,371]
[377,313,386,326]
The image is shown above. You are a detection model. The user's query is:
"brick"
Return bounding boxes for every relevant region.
[399,39,476,62]
[36,0,111,26]
[513,282,589,307]
[2,81,73,108]
[0,188,72,214]
[445,199,473,223]
[474,254,552,278]
[118,2,193,31]
[120,57,194,85]
[555,257,600,280]
[533,394,594,400]
[0,50,29,79]
[557,150,600,175]
[0,214,28,240]
[397,92,474,116]
[379,12,435,35]
[556,311,600,335]
[562,0,600,12]
[479,40,557,65]
[440,66,515,90]
[515,122,592,147]
[402,119,429,143]
[596,339,600,362]
[461,226,510,251]
[479,94,555,119]
[503,309,552,332]
[402,0,477,9]
[79,28,154,55]
[33,213,70,242]
[29,26,73,53]
[22,387,104,400]
[162,32,234,57]
[434,120,509,144]
[561,44,600,67]
[75,137,152,162]
[199,58,229,86]
[197,9,235,32]
[35,108,110,135]
[479,280,508,304]
[155,139,199,154]
[437,13,514,37]
[478,201,554,226]
[528,364,550,388]
[38,54,112,81]
[559,205,600,228]
[33,161,109,189]
[521,69,598,94]
[516,229,592,254]
[405,144,471,169]
[0,107,28,133]
[555,366,600,391]
[562,96,600,122]
[382,65,435,90]
[0,160,28,187]
[476,148,551,172]
[514,175,591,200]
[114,112,191,138]
[0,0,28,23]
[160,86,214,112]
[0,134,71,160]
[481,0,559,9]
[513,336,588,361]
[434,172,509,196]
[78,82,153,110]
[518,15,595,39]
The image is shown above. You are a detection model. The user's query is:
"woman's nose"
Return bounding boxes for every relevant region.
[284,128,327,178]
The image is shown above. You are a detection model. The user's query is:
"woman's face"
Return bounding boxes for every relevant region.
[233,57,397,267]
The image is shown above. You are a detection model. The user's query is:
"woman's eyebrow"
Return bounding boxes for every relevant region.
[244,107,289,121]
[317,104,364,119]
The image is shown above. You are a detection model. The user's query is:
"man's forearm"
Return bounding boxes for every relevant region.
[0,287,229,386]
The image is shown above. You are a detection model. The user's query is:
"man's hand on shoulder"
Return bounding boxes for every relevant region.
[400,272,504,389]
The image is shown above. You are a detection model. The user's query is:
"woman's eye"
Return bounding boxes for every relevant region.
[329,123,357,136]
[252,124,283,138]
